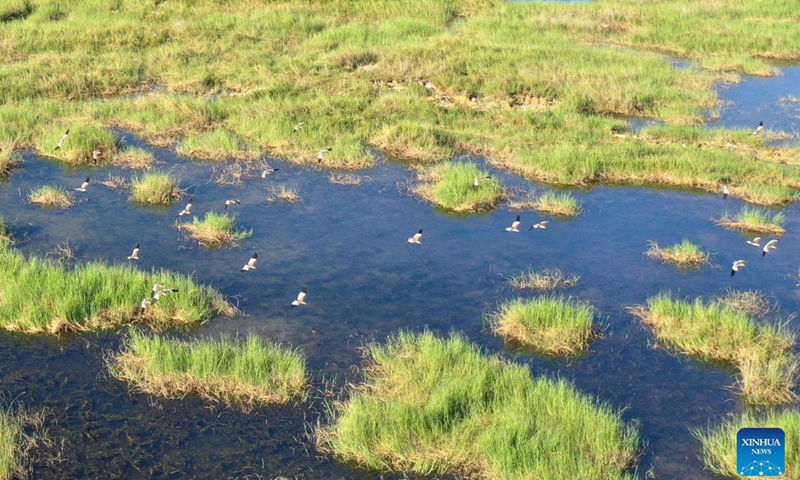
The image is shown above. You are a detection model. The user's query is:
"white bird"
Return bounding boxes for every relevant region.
[91,150,102,163]
[722,185,730,200]
[746,237,762,248]
[241,252,258,272]
[753,121,764,135]
[261,167,279,179]
[762,239,778,257]
[224,199,241,210]
[317,148,332,163]
[127,244,140,260]
[407,229,423,244]
[151,283,164,297]
[74,177,90,192]
[473,177,480,190]
[292,122,305,134]
[54,129,69,150]
[529,221,549,230]
[178,197,193,216]
[505,215,521,232]
[291,286,307,307]
[731,260,746,277]
[141,287,179,312]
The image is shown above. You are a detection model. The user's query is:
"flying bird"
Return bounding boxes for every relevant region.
[127,244,140,260]
[407,229,423,244]
[141,287,179,312]
[74,177,90,192]
[746,237,762,248]
[224,199,241,210]
[505,215,521,232]
[762,239,778,257]
[261,167,279,179]
[292,122,305,134]
[240,252,258,272]
[753,121,764,135]
[54,129,69,150]
[722,185,730,200]
[529,221,549,230]
[151,283,164,297]
[731,260,746,277]
[317,148,332,163]
[291,286,307,307]
[178,197,193,216]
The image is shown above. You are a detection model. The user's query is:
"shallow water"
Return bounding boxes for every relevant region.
[1,129,798,479]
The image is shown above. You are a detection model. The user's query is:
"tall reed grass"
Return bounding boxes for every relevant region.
[178,212,252,248]
[413,162,505,212]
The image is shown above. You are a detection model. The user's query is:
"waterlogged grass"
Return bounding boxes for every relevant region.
[413,162,505,212]
[27,185,73,208]
[130,170,181,205]
[695,410,800,480]
[716,207,786,234]
[0,404,28,480]
[317,331,638,479]
[508,268,579,291]
[645,239,710,268]
[490,296,596,355]
[511,191,581,217]
[632,293,798,405]
[0,244,235,334]
[178,212,252,248]
[266,185,301,203]
[111,331,307,408]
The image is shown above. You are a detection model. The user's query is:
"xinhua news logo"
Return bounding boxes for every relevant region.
[737,428,785,477]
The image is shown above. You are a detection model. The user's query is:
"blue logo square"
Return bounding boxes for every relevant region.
[737,427,785,477]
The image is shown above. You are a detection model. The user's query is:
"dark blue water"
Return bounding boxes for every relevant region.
[1,132,798,479]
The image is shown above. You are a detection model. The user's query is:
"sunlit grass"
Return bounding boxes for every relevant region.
[508,268,579,291]
[130,170,181,205]
[27,185,73,208]
[645,239,710,268]
[266,185,301,203]
[413,161,506,212]
[178,212,252,248]
[716,207,786,234]
[0,144,20,178]
[0,403,34,480]
[511,191,581,217]
[115,146,154,169]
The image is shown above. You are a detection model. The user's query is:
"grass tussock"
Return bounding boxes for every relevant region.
[266,185,301,203]
[178,212,252,249]
[328,173,364,186]
[27,185,73,208]
[0,243,235,334]
[317,331,638,480]
[716,207,786,234]
[489,296,596,355]
[695,410,800,480]
[0,218,11,249]
[632,293,798,405]
[114,147,154,169]
[110,331,307,408]
[0,403,43,480]
[0,144,20,178]
[130,170,181,205]
[645,239,710,268]
[511,191,582,217]
[413,162,506,213]
[717,290,772,317]
[98,174,127,190]
[508,268,579,291]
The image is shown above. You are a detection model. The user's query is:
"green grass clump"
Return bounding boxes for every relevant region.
[130,170,181,205]
[27,185,73,208]
[35,124,117,165]
[317,331,638,479]
[0,404,28,480]
[632,293,798,405]
[0,244,235,334]
[110,331,307,408]
[178,129,253,161]
[695,410,800,479]
[512,191,582,217]
[178,212,252,248]
[716,207,786,234]
[414,162,506,212]
[508,268,579,291]
[645,239,710,268]
[115,146,154,169]
[0,144,20,178]
[490,296,596,355]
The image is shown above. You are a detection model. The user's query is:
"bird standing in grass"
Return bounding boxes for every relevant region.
[291,286,307,307]
[746,237,762,248]
[91,150,102,164]
[75,177,90,192]
[292,122,304,134]
[731,260,746,277]
[473,177,480,190]
[224,199,241,210]
[753,121,764,135]
[407,229,423,244]
[529,221,549,230]
[317,148,332,163]
[762,239,778,257]
[241,252,258,272]
[722,185,730,200]
[178,197,193,217]
[127,244,140,260]
[54,129,69,150]
[505,215,521,232]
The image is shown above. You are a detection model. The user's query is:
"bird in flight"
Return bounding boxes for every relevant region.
[241,252,258,272]
[141,286,179,312]
[762,239,778,257]
[407,229,423,244]
[722,185,729,200]
[505,215,521,232]
[317,148,332,163]
[292,122,305,134]
[291,286,307,307]
[224,199,241,210]
[178,197,193,217]
[753,121,764,135]
[54,129,69,150]
[261,167,279,179]
[746,237,762,248]
[127,244,140,260]
[75,177,90,192]
[529,221,549,230]
[731,260,746,277]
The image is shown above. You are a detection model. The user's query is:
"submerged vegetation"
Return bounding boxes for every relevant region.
[317,331,638,479]
[696,410,800,479]
[0,243,234,334]
[130,170,181,205]
[511,191,582,217]
[413,162,505,212]
[178,212,252,248]
[508,268,579,291]
[27,185,74,208]
[111,331,307,408]
[490,296,596,355]
[645,239,710,268]
[715,207,786,234]
[632,293,797,405]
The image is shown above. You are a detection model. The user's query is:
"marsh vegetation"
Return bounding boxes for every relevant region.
[177,212,252,248]
[130,171,182,205]
[715,207,786,234]
[510,191,581,217]
[507,268,579,291]
[266,185,301,203]
[645,239,710,268]
[27,185,74,208]
[413,162,505,212]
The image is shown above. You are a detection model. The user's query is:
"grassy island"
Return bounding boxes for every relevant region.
[645,240,710,268]
[178,212,252,248]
